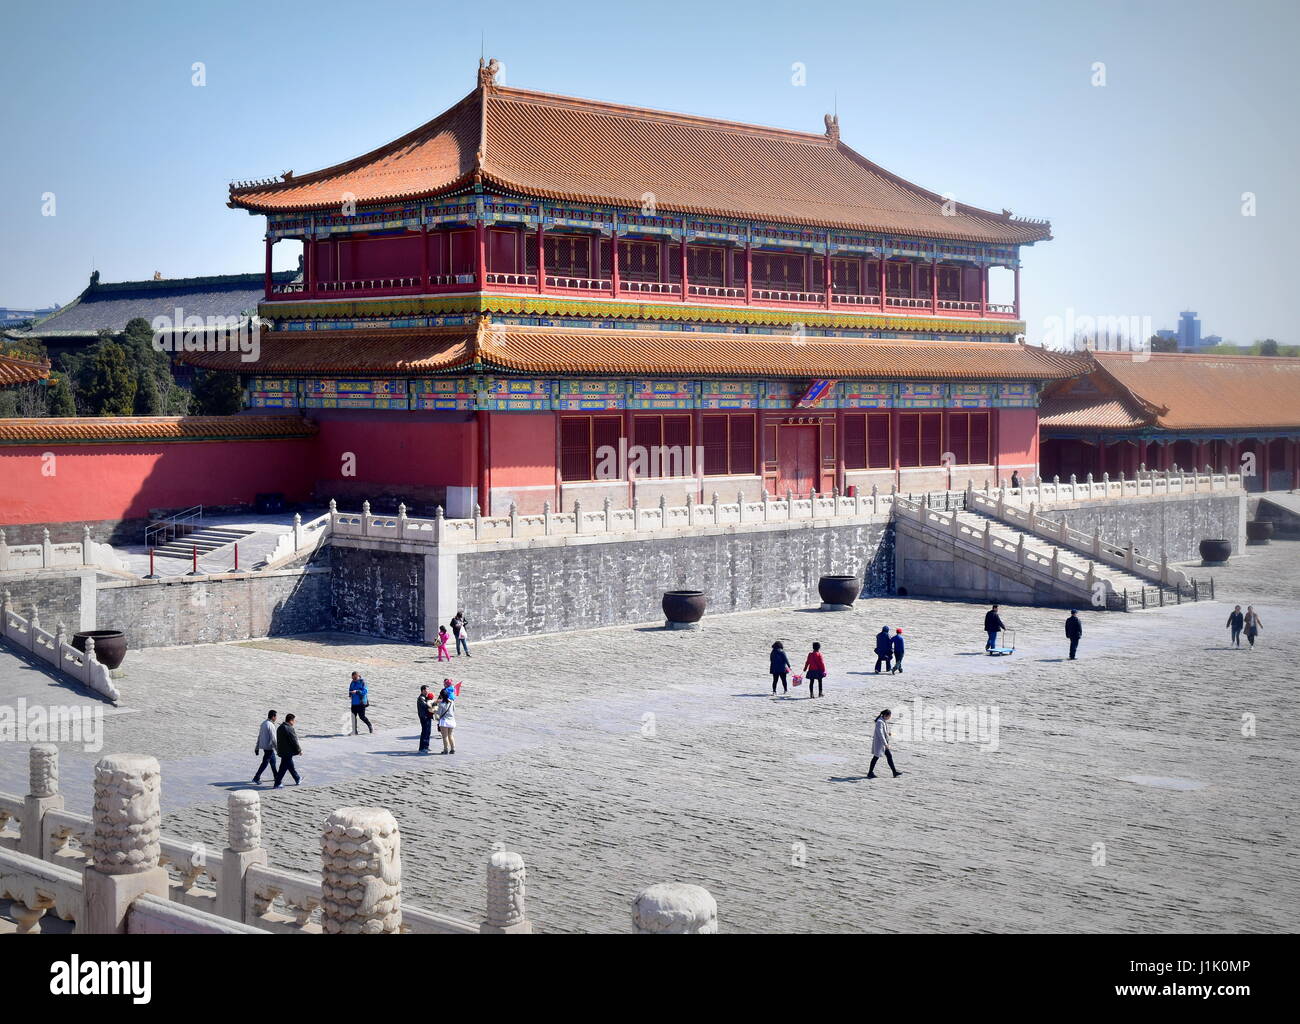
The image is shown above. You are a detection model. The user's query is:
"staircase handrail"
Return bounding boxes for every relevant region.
[145,505,204,549]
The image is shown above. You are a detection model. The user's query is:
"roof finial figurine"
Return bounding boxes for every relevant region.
[479,56,500,89]
[824,112,840,142]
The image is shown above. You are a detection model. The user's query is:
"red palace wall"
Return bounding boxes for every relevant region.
[997,408,1039,477]
[483,412,558,515]
[309,411,478,511]
[0,440,317,528]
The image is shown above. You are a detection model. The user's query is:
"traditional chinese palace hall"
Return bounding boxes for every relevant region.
[190,59,1087,516]
[1038,351,1300,492]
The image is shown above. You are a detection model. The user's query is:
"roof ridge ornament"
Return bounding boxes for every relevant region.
[478,57,500,89]
[824,113,839,142]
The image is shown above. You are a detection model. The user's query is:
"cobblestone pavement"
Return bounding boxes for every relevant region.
[2,541,1297,933]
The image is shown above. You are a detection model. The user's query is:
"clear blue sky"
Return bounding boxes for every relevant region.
[2,0,1296,344]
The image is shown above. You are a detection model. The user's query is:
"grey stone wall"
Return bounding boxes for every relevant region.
[0,569,94,631]
[330,547,425,641]
[96,568,333,649]
[455,519,893,642]
[1039,493,1246,562]
[894,528,1070,607]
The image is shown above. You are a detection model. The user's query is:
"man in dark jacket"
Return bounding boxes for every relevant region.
[890,628,905,674]
[417,685,435,753]
[273,714,303,788]
[984,605,1006,651]
[1226,605,1244,647]
[873,627,893,673]
[1065,610,1082,660]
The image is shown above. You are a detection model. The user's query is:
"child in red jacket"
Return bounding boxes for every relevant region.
[803,642,827,698]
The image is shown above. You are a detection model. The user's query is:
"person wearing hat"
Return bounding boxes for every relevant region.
[1065,609,1082,660]
[416,685,436,753]
[890,628,905,674]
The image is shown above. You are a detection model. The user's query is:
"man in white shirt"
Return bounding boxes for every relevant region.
[253,710,279,783]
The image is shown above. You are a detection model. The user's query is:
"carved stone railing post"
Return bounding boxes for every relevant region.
[762,490,770,522]
[361,500,371,537]
[658,494,668,530]
[1049,547,1060,579]
[81,754,168,933]
[293,512,303,550]
[481,850,531,934]
[603,496,612,532]
[0,528,8,572]
[786,488,794,521]
[510,502,520,539]
[82,524,93,566]
[871,484,879,515]
[329,498,338,532]
[630,498,639,532]
[397,503,408,539]
[1016,533,1025,565]
[543,501,553,536]
[632,883,717,934]
[474,504,483,540]
[219,790,267,922]
[711,491,720,525]
[22,743,64,860]
[320,807,402,934]
[434,505,446,543]
[573,499,583,534]
[737,491,745,524]
[41,527,52,568]
[685,493,695,527]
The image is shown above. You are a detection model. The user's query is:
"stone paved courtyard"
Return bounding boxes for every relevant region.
[2,541,1297,933]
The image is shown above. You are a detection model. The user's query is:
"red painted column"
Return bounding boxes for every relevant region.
[803,252,812,298]
[305,238,316,298]
[879,256,888,311]
[264,237,273,297]
[1013,266,1021,318]
[824,240,833,309]
[744,243,753,305]
[980,265,988,317]
[891,409,901,491]
[1292,438,1299,489]
[475,219,487,291]
[420,225,429,290]
[680,237,689,302]
[931,258,938,314]
[477,410,491,515]
[536,220,546,294]
[611,231,619,297]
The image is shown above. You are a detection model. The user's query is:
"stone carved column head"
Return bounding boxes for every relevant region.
[632,882,717,934]
[29,743,59,798]
[485,850,527,929]
[89,754,162,875]
[227,790,262,852]
[320,807,402,934]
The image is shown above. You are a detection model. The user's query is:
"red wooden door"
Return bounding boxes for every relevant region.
[777,426,818,496]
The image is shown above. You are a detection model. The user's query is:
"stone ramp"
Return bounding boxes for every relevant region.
[1256,491,1300,535]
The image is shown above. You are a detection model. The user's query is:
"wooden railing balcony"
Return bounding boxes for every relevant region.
[752,287,824,304]
[264,273,1015,319]
[622,280,681,295]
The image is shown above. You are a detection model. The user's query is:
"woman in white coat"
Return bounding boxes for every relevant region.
[436,690,457,754]
[868,709,901,779]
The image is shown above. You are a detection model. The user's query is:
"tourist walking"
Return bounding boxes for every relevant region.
[272,714,302,788]
[436,688,457,754]
[1243,606,1263,648]
[890,628,905,674]
[984,604,1006,651]
[349,671,373,734]
[769,640,791,694]
[417,685,436,753]
[1010,470,1022,490]
[803,642,827,698]
[873,627,893,674]
[1065,610,1082,660]
[436,625,452,662]
[868,709,902,779]
[252,709,278,784]
[1226,605,1244,647]
[451,611,471,657]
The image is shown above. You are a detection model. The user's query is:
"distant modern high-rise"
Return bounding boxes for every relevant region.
[1177,311,1202,350]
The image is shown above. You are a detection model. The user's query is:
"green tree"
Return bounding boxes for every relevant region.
[191,369,243,415]
[83,340,137,415]
[46,374,76,416]
[1258,338,1280,357]
[1149,334,1178,353]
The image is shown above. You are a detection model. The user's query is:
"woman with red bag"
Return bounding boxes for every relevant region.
[803,642,827,699]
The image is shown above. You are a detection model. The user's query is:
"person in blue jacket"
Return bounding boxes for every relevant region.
[349,671,373,734]
[769,641,791,694]
[873,627,893,674]
[890,628,905,674]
